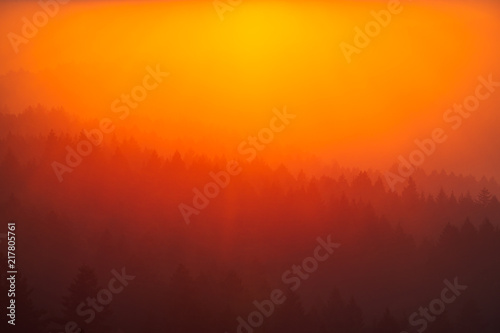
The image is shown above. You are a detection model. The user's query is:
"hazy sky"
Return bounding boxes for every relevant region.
[1,0,499,179]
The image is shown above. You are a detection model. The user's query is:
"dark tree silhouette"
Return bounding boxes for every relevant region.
[373,308,400,333]
[60,265,112,333]
[476,188,492,207]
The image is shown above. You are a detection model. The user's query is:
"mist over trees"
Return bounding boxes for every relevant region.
[1,108,499,333]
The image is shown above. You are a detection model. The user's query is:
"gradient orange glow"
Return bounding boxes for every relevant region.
[1,0,499,176]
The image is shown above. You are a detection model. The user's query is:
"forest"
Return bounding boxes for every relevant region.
[0,107,499,333]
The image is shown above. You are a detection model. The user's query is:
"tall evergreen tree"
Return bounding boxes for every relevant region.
[476,188,492,207]
[373,308,401,333]
[61,265,112,333]
[165,264,200,333]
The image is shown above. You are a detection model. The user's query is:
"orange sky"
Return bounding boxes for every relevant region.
[1,0,499,178]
